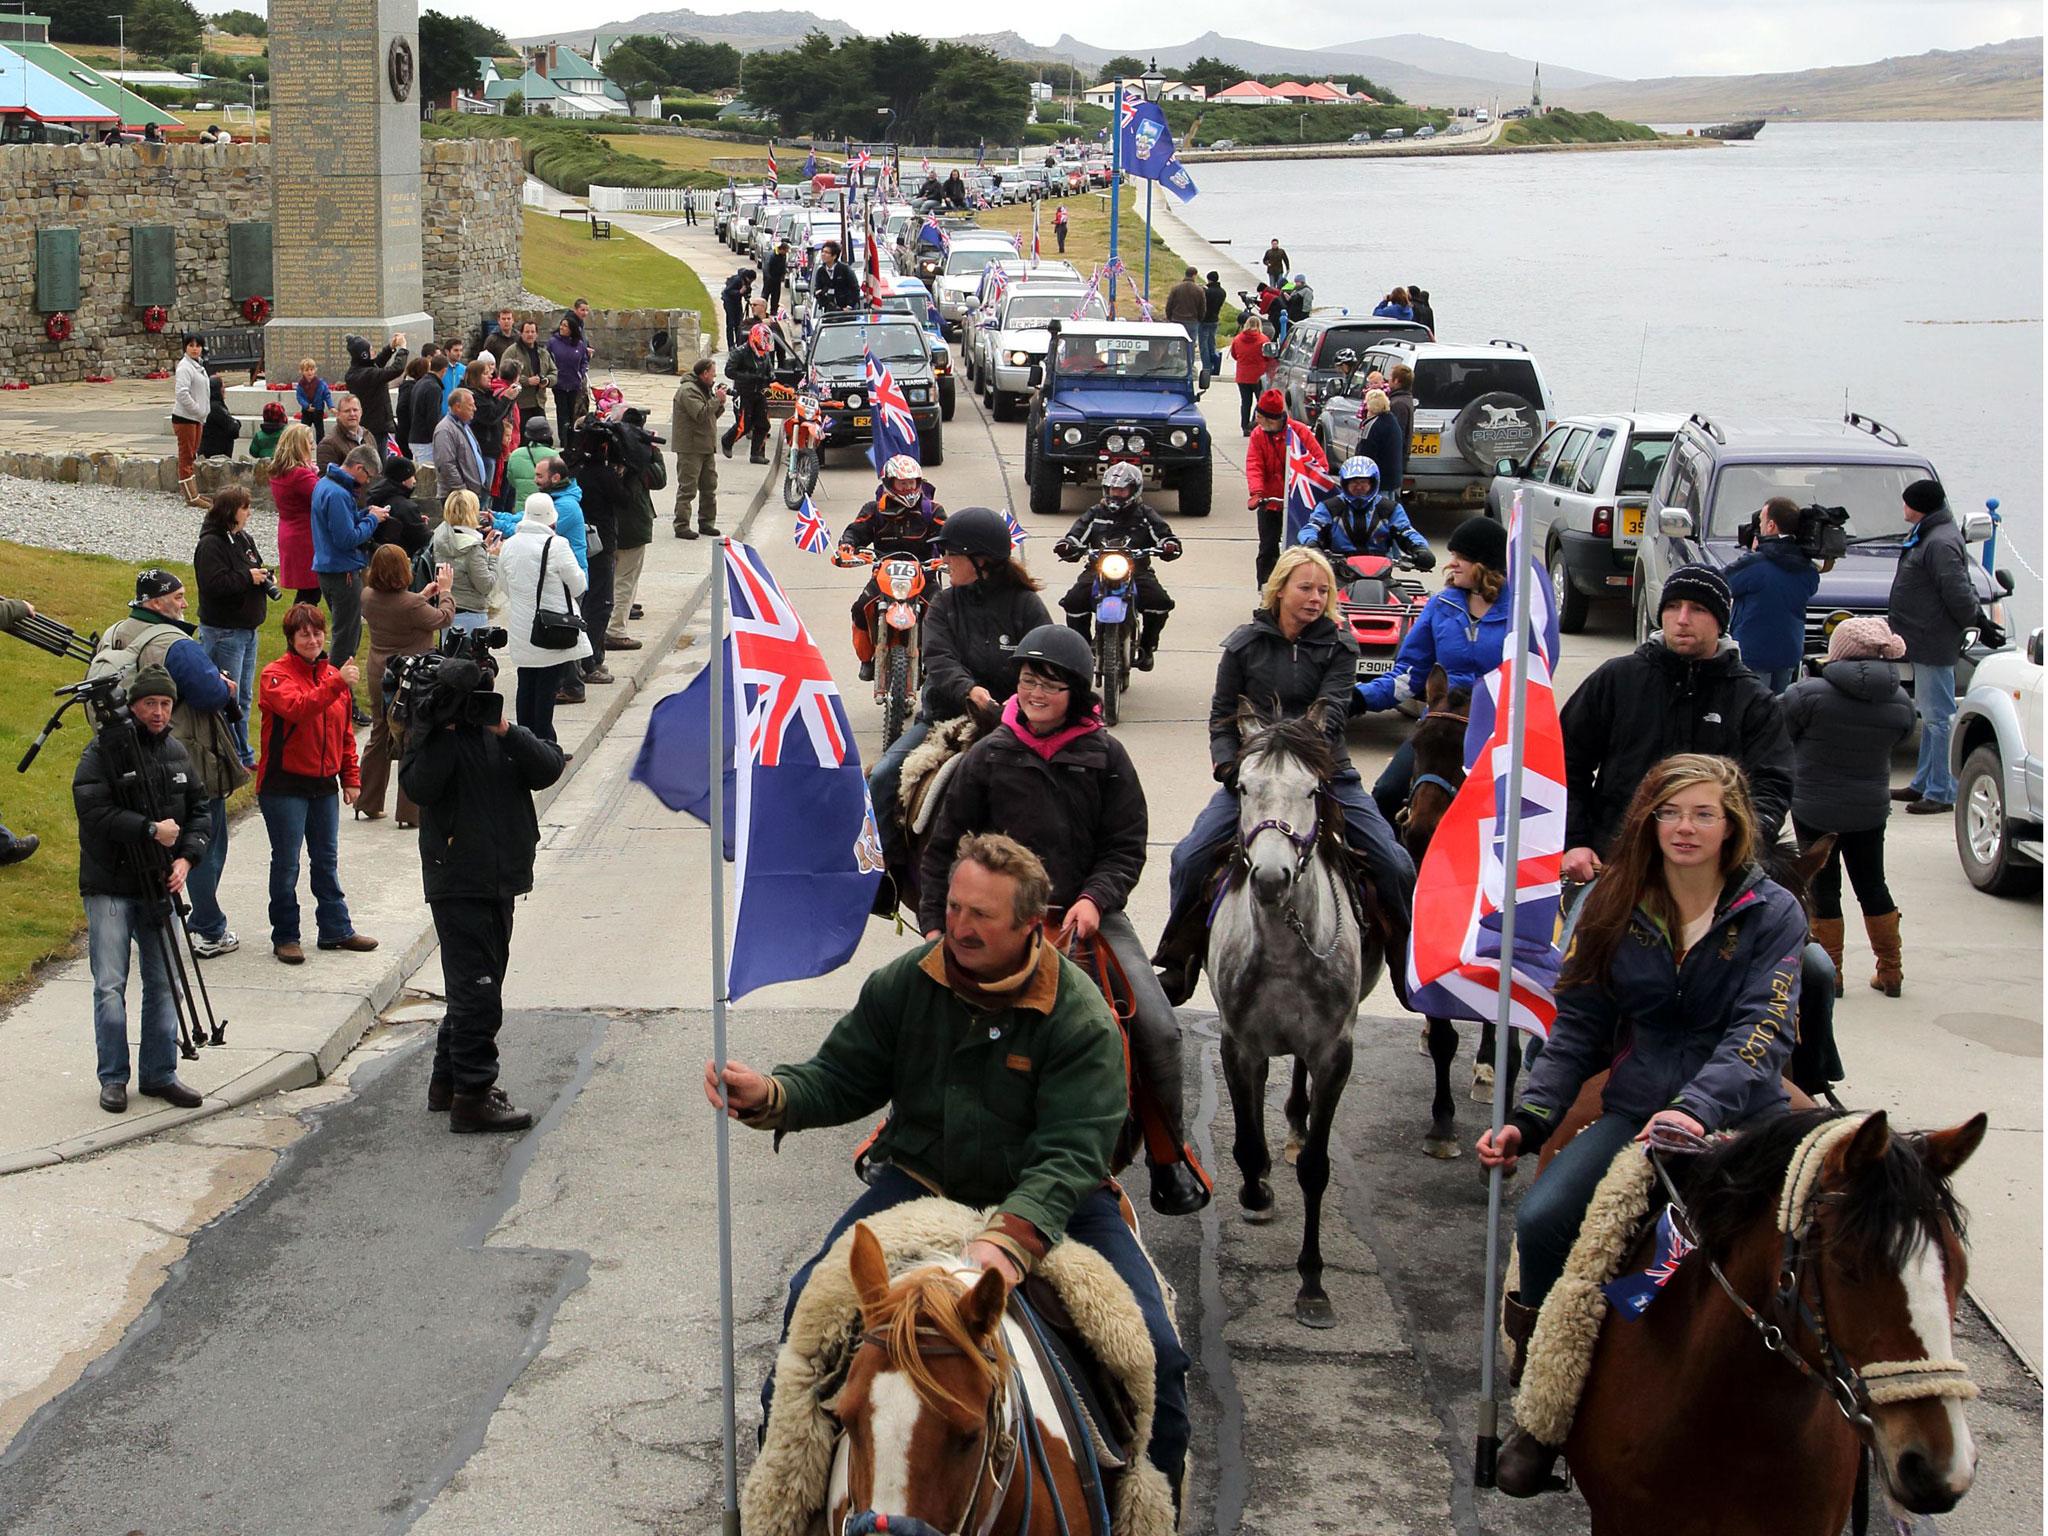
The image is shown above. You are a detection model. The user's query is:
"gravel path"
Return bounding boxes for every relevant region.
[0,475,281,565]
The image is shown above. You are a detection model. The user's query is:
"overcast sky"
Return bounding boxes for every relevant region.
[203,0,2036,78]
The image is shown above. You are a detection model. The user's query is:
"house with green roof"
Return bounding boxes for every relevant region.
[479,44,629,119]
[0,14,180,129]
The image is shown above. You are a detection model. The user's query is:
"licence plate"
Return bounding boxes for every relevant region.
[1357,657,1395,676]
[1411,430,1441,457]
[852,414,872,427]
[1622,506,1645,538]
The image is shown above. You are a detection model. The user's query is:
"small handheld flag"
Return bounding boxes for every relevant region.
[1601,1207,1697,1318]
[1001,508,1028,548]
[792,494,831,554]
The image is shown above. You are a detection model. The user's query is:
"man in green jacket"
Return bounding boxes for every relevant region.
[670,356,726,540]
[708,832,1189,1490]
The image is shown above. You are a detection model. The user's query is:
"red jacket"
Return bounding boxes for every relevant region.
[1229,330,1270,386]
[257,650,360,795]
[1245,419,1296,503]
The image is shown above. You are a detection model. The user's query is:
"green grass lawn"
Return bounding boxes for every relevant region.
[522,207,716,325]
[0,541,289,999]
[1502,109,1659,146]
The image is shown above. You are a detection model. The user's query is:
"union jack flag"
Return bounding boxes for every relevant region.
[1406,490,1565,1038]
[853,149,871,172]
[1281,420,1333,546]
[864,347,919,478]
[1001,507,1028,548]
[1602,1208,1698,1318]
[792,493,831,555]
[766,139,778,192]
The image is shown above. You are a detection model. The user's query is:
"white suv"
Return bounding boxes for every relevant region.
[1355,339,1557,509]
[1952,630,2044,896]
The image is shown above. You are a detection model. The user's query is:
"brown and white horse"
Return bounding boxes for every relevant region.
[828,1224,1100,1536]
[1567,1109,1986,1535]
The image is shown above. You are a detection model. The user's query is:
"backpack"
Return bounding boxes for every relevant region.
[84,618,183,729]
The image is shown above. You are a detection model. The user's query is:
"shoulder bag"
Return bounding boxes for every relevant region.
[527,535,584,650]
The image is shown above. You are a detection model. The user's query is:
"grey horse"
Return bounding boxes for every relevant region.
[1209,704,1380,1328]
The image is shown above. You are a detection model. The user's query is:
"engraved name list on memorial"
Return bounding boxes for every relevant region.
[269,0,391,314]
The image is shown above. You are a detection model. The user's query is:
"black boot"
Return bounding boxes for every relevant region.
[1065,613,1092,642]
[1135,611,1166,671]
[0,829,37,866]
[858,657,875,682]
[450,1090,533,1134]
[1151,901,1210,1008]
[1495,1426,1566,1497]
[1149,1157,1212,1216]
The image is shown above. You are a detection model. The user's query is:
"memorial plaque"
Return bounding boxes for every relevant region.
[264,0,433,381]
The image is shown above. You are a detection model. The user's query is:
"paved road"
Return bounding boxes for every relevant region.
[2,220,2040,1530]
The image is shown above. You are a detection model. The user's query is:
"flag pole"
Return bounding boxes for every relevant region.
[1474,490,1536,1489]
[707,538,742,1534]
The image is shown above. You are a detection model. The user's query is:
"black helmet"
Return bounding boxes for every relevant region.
[1011,623,1093,688]
[936,506,1012,561]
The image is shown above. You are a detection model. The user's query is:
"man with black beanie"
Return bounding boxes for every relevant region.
[1887,478,1977,813]
[400,685,564,1131]
[343,333,409,455]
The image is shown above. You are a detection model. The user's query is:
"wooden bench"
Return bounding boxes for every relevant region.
[590,217,613,240]
[200,326,264,380]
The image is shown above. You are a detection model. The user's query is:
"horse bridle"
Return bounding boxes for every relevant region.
[1404,711,1469,819]
[1240,811,1344,960]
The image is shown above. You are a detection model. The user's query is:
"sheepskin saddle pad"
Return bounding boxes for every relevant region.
[1513,1140,1662,1447]
[899,715,984,836]
[743,1196,1177,1536]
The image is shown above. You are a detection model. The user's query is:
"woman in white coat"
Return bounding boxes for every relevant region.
[496,491,590,744]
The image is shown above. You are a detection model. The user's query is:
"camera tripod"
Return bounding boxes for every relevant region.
[11,614,228,1058]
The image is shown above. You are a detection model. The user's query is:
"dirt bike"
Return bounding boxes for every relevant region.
[832,546,945,748]
[1057,535,1178,727]
[782,413,822,510]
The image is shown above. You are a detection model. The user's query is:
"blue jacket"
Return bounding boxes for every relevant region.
[1724,537,1818,671]
[295,377,333,413]
[1357,586,1508,712]
[441,362,465,408]
[494,480,587,572]
[309,464,380,575]
[1373,300,1414,321]
[1298,489,1426,560]
[1510,866,1806,1147]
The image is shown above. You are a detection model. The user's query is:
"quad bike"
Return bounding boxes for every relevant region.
[1334,548,1432,708]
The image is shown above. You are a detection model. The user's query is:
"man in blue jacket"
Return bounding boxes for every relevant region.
[1297,458,1435,566]
[1723,497,1819,694]
[309,446,389,719]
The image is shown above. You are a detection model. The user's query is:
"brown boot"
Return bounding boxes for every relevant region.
[1811,916,1846,998]
[1501,1290,1539,1389]
[450,1090,533,1133]
[1495,1424,1566,1497]
[1865,910,1903,997]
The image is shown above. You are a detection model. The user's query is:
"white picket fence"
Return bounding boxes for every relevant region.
[522,178,549,208]
[588,184,699,213]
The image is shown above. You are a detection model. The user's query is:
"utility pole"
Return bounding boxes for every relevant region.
[107,12,124,77]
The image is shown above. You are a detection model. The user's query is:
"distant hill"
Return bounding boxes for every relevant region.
[511,9,858,52]
[1330,34,1612,91]
[1555,37,2042,122]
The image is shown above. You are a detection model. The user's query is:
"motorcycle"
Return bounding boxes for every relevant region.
[1057,535,1178,727]
[1332,548,1433,704]
[782,406,823,510]
[832,546,945,747]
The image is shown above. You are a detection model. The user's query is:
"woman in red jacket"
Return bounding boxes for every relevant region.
[1229,314,1273,437]
[1245,387,1322,587]
[256,603,378,965]
[268,423,322,604]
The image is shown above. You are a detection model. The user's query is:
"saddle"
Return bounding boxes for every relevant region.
[745,1197,1177,1536]
[871,715,990,920]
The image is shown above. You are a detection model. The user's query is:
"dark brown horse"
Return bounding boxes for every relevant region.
[1399,667,1522,1158]
[1568,1109,1987,1534]
[829,1224,1098,1535]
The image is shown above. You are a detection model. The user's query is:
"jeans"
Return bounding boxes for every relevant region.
[1758,664,1798,695]
[767,1170,1190,1486]
[1513,1111,1644,1309]
[1909,663,1958,803]
[257,791,352,945]
[1372,737,1417,825]
[316,568,365,669]
[581,546,615,675]
[85,892,181,1088]
[197,624,260,765]
[408,441,435,465]
[516,666,560,742]
[1196,320,1220,378]
[184,796,231,942]
[449,609,491,634]
[868,715,931,873]
[1795,815,1894,920]
[431,897,516,1093]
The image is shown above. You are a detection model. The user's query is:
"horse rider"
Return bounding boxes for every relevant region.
[919,624,1212,1217]
[1476,753,1807,1497]
[1296,456,1435,568]
[866,506,1052,875]
[841,455,947,682]
[1153,546,1416,1006]
[709,832,1192,1496]
[1054,462,1183,672]
[1347,515,1505,822]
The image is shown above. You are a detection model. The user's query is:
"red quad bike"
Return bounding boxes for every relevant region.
[833,547,946,748]
[1334,549,1432,707]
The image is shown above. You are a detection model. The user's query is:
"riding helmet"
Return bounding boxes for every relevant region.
[1448,515,1508,572]
[1011,623,1094,690]
[936,506,1013,561]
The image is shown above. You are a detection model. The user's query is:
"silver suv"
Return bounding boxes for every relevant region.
[1486,413,1681,632]
[1354,339,1557,509]
[1952,630,2044,895]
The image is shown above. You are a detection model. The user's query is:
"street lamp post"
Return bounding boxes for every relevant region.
[107,13,124,78]
[1139,58,1165,302]
[1106,72,1123,316]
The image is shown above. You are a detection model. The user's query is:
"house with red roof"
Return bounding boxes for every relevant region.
[1211,79,1287,106]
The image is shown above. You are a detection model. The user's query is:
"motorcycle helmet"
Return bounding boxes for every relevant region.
[936,506,1012,561]
[1338,456,1379,493]
[1101,461,1143,505]
[748,323,773,355]
[1333,347,1360,367]
[883,453,924,508]
[1011,623,1095,699]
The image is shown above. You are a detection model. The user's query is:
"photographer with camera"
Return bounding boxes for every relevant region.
[357,546,455,824]
[606,406,663,651]
[74,664,209,1112]
[192,487,277,771]
[567,416,628,689]
[1725,496,1821,694]
[399,641,566,1132]
[2,595,44,864]
[98,569,251,958]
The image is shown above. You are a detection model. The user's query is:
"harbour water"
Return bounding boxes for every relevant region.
[1178,121,2044,629]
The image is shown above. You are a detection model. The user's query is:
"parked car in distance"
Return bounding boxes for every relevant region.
[1210,138,1237,150]
[804,315,946,465]
[1351,339,1557,508]
[1485,413,1683,631]
[1952,629,2043,895]
[1346,131,1372,144]
[933,234,1025,336]
[1636,413,2007,670]
[1382,127,1405,141]
[1269,313,1436,450]
[1416,124,1438,139]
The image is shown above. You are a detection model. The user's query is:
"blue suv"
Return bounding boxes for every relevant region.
[1022,320,1212,518]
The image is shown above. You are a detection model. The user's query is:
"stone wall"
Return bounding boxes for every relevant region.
[494,307,704,376]
[0,139,523,387]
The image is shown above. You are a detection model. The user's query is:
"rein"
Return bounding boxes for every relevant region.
[1239,807,1345,960]
[849,1326,1026,1536]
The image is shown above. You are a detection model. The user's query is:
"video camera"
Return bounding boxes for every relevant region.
[1736,503,1850,564]
[385,626,507,733]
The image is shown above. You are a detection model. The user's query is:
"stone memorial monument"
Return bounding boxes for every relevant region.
[263,0,435,381]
